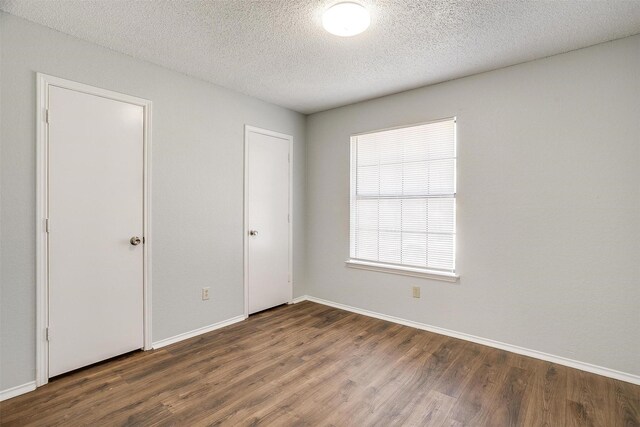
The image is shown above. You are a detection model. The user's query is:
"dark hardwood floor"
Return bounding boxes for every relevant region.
[1,301,638,426]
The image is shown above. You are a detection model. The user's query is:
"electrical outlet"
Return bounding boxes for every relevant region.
[202,287,210,301]
[412,286,421,298]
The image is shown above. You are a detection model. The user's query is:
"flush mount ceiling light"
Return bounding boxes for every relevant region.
[322,2,371,37]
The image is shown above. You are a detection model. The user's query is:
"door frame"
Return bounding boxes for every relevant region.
[243,125,293,318]
[35,73,153,386]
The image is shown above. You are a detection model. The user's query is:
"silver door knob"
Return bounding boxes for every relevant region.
[130,236,142,246]
[249,230,258,236]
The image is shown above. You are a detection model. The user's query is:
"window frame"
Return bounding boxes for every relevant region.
[345,117,459,282]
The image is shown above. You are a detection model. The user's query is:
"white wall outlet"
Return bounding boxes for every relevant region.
[202,287,210,301]
[412,286,421,298]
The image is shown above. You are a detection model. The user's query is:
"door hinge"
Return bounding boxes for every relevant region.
[288,214,290,223]
[45,218,50,233]
[46,327,51,341]
[45,109,50,124]
[288,153,290,163]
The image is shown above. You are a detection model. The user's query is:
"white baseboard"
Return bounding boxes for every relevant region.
[291,295,308,304]
[1,316,246,401]
[0,381,36,402]
[152,315,246,349]
[293,295,640,385]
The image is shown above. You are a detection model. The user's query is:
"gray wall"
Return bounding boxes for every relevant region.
[305,35,640,376]
[0,13,306,390]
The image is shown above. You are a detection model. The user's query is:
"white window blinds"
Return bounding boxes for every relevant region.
[349,118,456,273]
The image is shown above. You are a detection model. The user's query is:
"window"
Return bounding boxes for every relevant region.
[347,118,457,281]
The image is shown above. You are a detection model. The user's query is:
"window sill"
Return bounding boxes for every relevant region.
[345,260,459,283]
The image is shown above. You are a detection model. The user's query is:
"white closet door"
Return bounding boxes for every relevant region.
[246,128,291,314]
[48,85,144,377]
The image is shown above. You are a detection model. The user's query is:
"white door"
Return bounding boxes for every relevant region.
[246,127,292,315]
[48,85,144,377]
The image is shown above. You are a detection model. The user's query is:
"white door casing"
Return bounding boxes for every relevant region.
[244,126,293,316]
[36,74,152,385]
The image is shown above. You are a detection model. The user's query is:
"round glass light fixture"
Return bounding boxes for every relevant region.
[322,2,370,37]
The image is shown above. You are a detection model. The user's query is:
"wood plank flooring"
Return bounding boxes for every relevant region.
[1,301,638,426]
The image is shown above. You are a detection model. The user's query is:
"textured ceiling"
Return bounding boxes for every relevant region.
[2,1,640,114]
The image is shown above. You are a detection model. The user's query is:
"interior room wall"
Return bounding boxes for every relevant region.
[0,12,306,391]
[304,35,640,377]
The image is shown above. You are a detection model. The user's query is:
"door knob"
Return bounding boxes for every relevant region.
[249,230,259,236]
[130,236,142,246]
